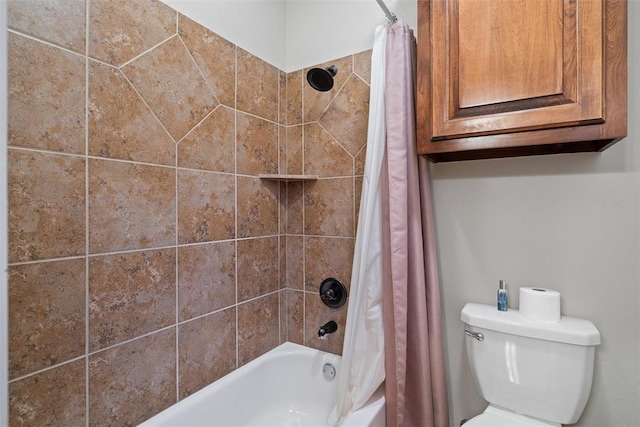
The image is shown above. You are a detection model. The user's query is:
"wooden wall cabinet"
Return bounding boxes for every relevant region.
[417,0,627,162]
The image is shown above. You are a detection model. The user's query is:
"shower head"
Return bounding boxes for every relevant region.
[306,65,338,92]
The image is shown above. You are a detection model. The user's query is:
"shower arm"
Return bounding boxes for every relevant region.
[375,0,398,23]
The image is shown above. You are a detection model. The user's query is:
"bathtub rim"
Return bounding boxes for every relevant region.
[139,342,385,426]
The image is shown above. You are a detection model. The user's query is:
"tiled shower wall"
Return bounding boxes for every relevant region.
[280,52,372,356]
[6,0,371,425]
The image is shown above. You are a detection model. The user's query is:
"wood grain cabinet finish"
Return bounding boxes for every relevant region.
[417,0,627,162]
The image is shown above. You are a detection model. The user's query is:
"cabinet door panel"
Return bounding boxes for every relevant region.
[431,0,603,140]
[458,0,563,108]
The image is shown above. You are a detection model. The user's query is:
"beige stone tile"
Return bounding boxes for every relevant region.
[304,291,347,355]
[178,242,236,321]
[238,293,279,366]
[88,61,175,165]
[237,48,278,122]
[179,14,236,108]
[8,0,86,53]
[123,36,217,141]
[355,176,363,232]
[8,33,85,154]
[178,308,236,399]
[278,125,286,174]
[279,291,287,344]
[279,70,287,125]
[304,237,354,293]
[9,359,86,427]
[285,289,304,345]
[178,170,235,244]
[304,178,354,237]
[303,123,353,177]
[279,182,287,235]
[237,177,278,238]
[89,0,176,66]
[279,233,286,288]
[319,75,370,156]
[286,125,303,176]
[9,150,85,263]
[286,70,303,125]
[303,55,353,122]
[88,248,176,351]
[237,237,279,303]
[88,159,175,253]
[286,236,304,290]
[9,259,85,379]
[355,144,367,175]
[236,112,278,176]
[178,106,235,173]
[354,50,373,85]
[286,183,304,235]
[88,329,176,427]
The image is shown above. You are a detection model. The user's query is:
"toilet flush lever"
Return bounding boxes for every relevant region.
[464,330,484,341]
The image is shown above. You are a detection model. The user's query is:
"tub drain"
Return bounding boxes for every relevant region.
[323,363,336,380]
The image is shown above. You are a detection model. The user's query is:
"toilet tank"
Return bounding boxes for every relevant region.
[461,303,601,425]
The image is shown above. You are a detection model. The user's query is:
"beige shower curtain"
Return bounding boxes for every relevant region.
[381,21,449,427]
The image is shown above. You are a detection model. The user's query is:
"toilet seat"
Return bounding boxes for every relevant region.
[463,406,561,427]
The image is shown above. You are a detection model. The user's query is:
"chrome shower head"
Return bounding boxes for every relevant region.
[306,65,338,92]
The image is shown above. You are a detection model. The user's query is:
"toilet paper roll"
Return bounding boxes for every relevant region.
[519,287,561,322]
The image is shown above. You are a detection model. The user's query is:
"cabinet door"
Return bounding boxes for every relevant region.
[430,0,603,140]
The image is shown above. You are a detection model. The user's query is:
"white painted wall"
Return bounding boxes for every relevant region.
[285,0,417,71]
[160,0,417,72]
[430,2,640,425]
[1,0,9,424]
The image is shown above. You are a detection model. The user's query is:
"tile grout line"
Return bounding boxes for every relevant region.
[6,234,343,268]
[173,11,180,399]
[282,71,288,344]
[301,68,306,346]
[233,43,239,370]
[8,281,265,389]
[276,72,280,344]
[7,28,85,59]
[117,69,177,145]
[84,1,91,425]
[9,286,257,387]
[118,33,177,69]
[13,146,307,180]
[277,69,282,346]
[8,355,88,385]
[5,144,287,180]
[176,32,222,108]
[174,111,180,403]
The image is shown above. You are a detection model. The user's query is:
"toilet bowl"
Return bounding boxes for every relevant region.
[461,303,600,426]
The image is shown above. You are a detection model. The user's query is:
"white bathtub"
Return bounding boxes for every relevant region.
[139,342,385,427]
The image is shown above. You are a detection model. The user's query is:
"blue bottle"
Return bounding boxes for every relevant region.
[497,280,508,311]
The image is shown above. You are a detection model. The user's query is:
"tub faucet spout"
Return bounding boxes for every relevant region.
[318,321,338,340]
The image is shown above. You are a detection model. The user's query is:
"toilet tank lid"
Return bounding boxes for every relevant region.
[461,303,601,346]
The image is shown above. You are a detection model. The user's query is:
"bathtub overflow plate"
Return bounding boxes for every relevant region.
[322,363,336,381]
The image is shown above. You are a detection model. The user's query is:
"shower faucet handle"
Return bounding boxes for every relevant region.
[321,289,337,301]
[319,277,347,309]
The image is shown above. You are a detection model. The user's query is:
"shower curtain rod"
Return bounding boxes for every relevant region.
[375,0,398,23]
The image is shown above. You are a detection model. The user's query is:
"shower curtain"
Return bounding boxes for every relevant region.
[327,24,387,426]
[330,20,449,427]
[382,21,449,427]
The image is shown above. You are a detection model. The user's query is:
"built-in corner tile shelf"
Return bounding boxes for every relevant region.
[258,174,319,182]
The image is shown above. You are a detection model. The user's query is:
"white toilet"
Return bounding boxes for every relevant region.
[461,303,601,426]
